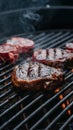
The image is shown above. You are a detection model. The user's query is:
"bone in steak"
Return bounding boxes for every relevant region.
[0,44,19,63]
[7,37,34,54]
[33,48,73,68]
[12,61,64,90]
[65,43,73,53]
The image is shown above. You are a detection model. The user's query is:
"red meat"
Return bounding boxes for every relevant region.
[33,48,73,68]
[0,44,19,63]
[65,43,73,53]
[12,61,64,90]
[7,37,34,53]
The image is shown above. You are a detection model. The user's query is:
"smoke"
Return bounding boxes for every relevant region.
[19,9,42,32]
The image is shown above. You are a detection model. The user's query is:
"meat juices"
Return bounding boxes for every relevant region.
[33,48,73,68]
[12,61,64,90]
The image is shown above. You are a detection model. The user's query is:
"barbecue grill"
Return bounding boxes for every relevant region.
[0,7,73,130]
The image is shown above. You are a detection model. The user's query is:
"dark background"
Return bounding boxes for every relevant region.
[0,0,73,12]
[0,0,73,39]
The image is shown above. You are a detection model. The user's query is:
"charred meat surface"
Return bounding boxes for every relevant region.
[0,44,19,63]
[12,61,64,90]
[7,37,34,54]
[65,43,73,52]
[33,48,73,68]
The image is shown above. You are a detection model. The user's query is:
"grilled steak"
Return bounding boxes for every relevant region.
[0,37,34,63]
[33,48,73,68]
[12,61,64,90]
[7,37,34,54]
[0,44,19,63]
[65,43,73,53]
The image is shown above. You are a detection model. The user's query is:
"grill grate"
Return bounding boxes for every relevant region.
[0,30,73,130]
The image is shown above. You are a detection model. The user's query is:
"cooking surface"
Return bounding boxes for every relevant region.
[0,30,73,130]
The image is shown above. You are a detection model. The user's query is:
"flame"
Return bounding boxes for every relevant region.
[55,88,71,115]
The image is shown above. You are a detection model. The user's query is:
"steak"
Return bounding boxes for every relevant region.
[12,61,64,90]
[0,44,19,63]
[7,37,34,54]
[33,48,73,68]
[0,37,34,63]
[65,43,73,53]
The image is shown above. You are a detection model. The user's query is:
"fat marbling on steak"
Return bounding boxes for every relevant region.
[12,61,64,90]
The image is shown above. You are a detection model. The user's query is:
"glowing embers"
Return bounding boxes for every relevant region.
[54,88,72,115]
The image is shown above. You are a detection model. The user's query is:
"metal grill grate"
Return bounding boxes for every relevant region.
[0,30,73,130]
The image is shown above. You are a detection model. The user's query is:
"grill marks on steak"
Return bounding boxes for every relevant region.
[16,62,55,80]
[12,61,64,90]
[33,48,73,68]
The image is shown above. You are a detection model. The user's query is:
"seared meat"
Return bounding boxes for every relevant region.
[0,37,34,63]
[65,43,73,53]
[0,44,19,63]
[12,61,64,90]
[33,48,73,68]
[7,37,34,54]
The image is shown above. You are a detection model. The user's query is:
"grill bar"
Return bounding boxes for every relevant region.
[1,95,30,117]
[29,91,73,130]
[1,80,73,127]
[45,103,73,130]
[0,93,17,107]
[0,63,13,71]
[0,67,14,77]
[33,32,54,42]
[36,32,71,48]
[0,31,73,130]
[0,94,43,129]
[32,32,46,40]
[0,82,12,91]
[3,82,73,129]
[59,115,73,130]
[0,89,13,99]
[0,75,11,83]
[35,32,63,48]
